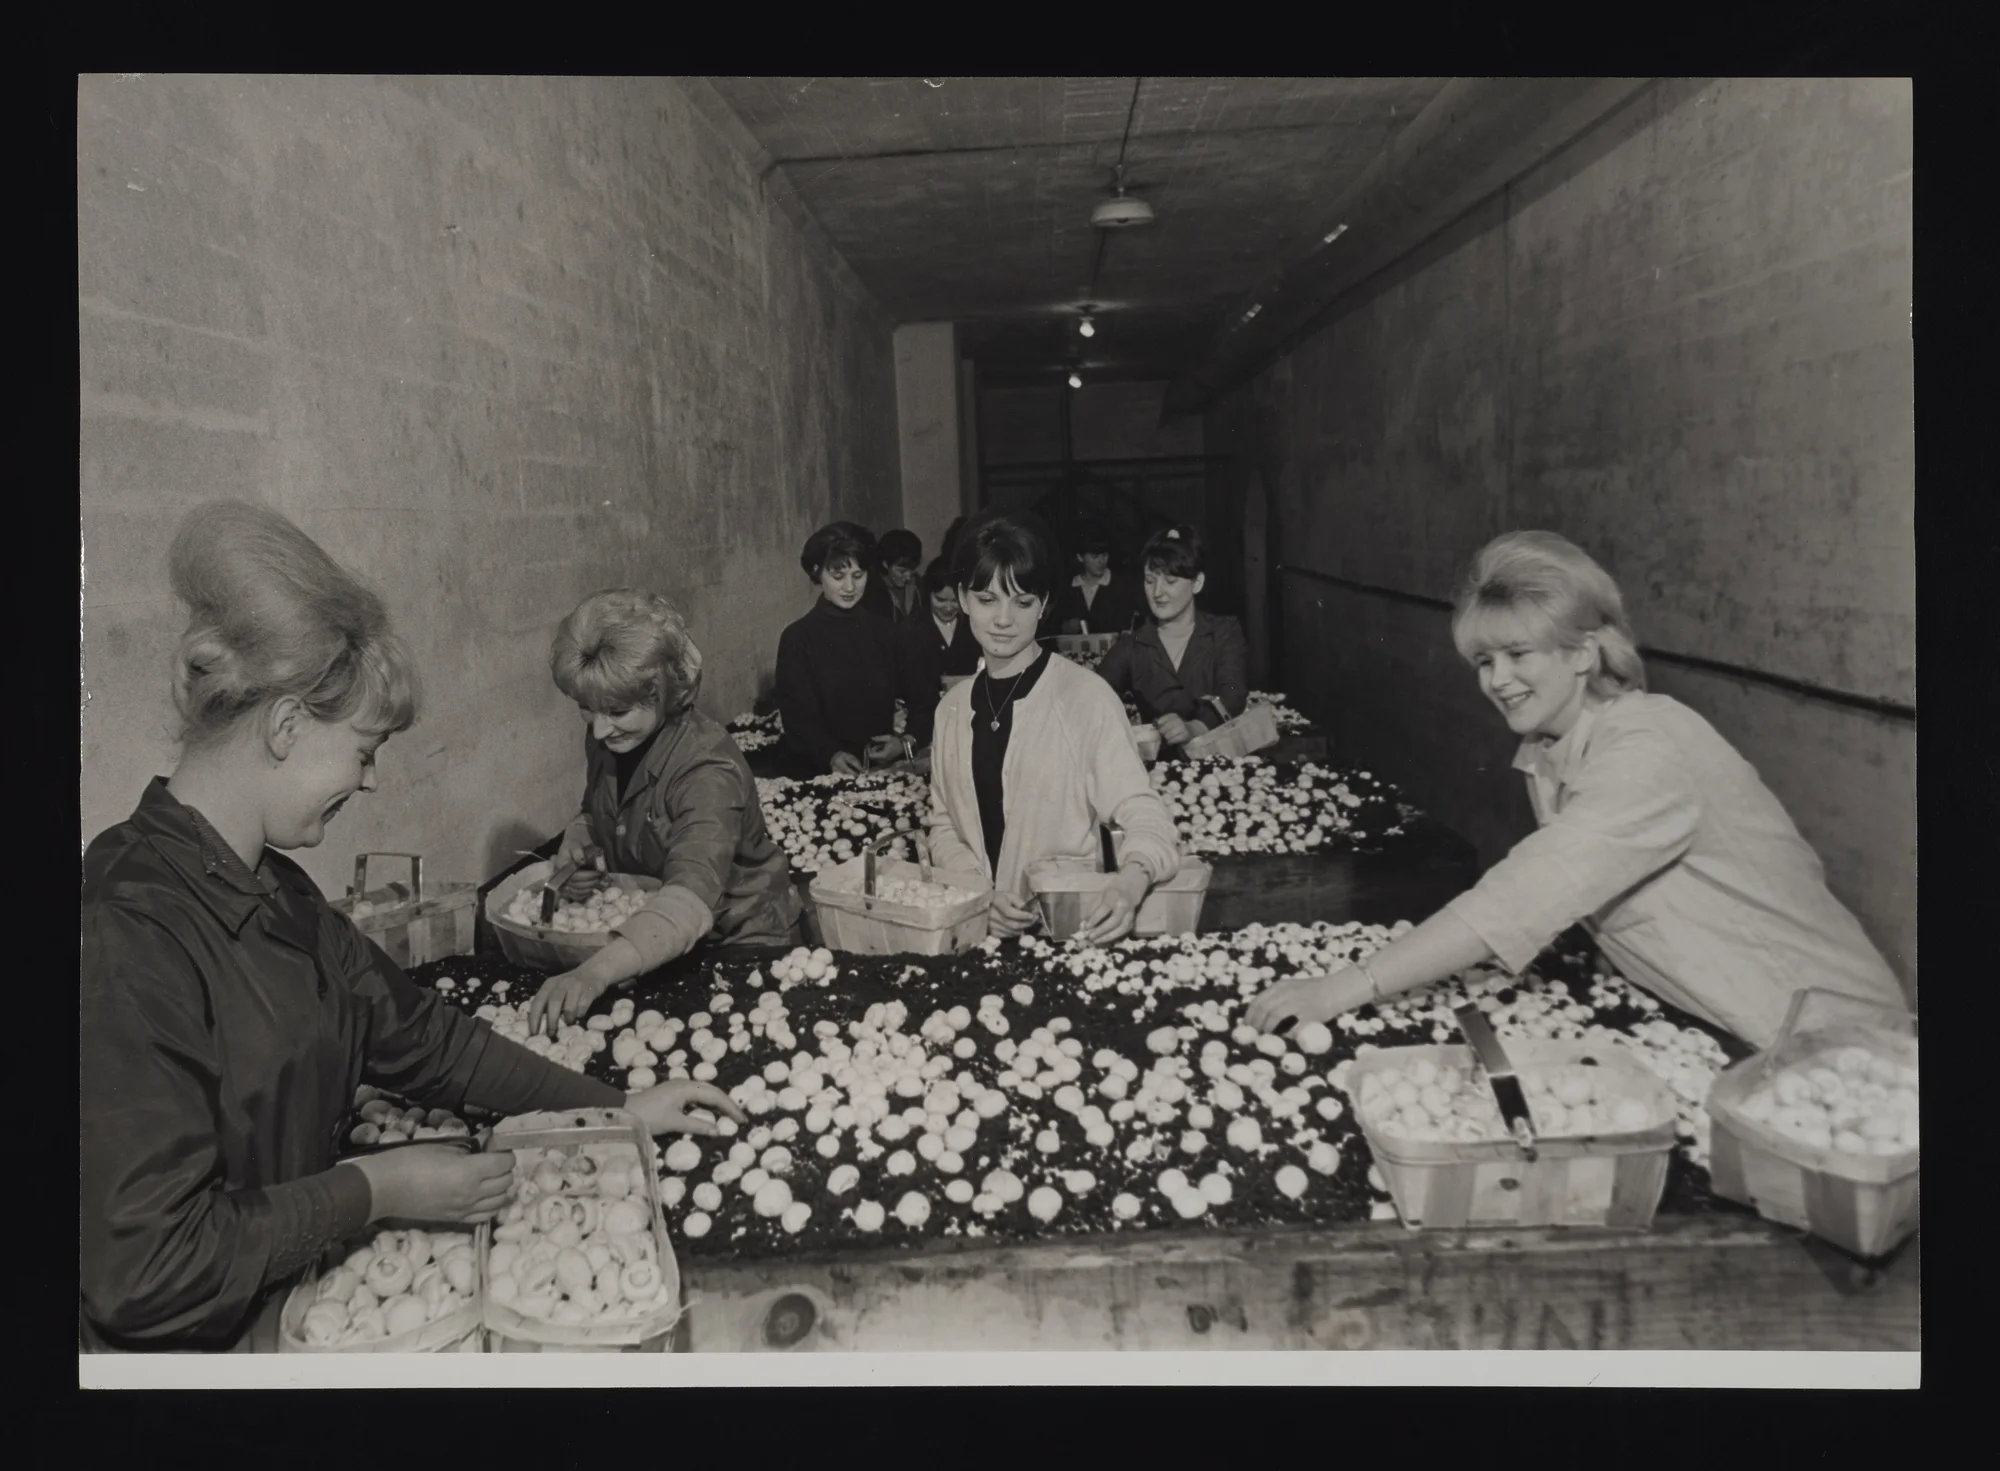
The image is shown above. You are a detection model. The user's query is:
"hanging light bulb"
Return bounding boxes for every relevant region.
[1078,318,1096,338]
[1067,371,1083,389]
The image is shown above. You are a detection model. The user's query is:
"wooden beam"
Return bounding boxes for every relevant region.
[1163,78,1655,419]
[680,1214,1919,1352]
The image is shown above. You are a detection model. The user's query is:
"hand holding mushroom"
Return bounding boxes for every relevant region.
[1075,865,1151,946]
[625,1079,749,1138]
[1245,965,1375,1034]
[345,1143,517,1225]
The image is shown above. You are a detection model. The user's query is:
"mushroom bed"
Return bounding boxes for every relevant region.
[755,757,1414,879]
[397,925,1754,1264]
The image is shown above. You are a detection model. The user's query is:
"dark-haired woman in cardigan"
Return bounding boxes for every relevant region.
[1095,525,1250,753]
[925,511,1183,945]
[773,521,935,777]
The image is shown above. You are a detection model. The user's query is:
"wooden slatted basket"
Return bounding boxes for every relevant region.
[1344,1041,1678,1230]
[1029,825,1211,939]
[484,861,663,971]
[1182,701,1281,761]
[808,833,992,956]
[1704,989,1919,1259]
[330,852,478,967]
[479,1109,681,1352]
[280,1223,485,1353]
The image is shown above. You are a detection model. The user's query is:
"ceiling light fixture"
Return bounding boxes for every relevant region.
[1323,224,1349,244]
[1090,162,1155,229]
[1068,371,1083,389]
[1077,309,1096,338]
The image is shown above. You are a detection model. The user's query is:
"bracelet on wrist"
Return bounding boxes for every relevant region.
[1357,960,1384,1005]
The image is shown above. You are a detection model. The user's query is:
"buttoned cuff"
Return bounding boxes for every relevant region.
[1443,886,1546,975]
[266,1166,376,1281]
[615,885,715,972]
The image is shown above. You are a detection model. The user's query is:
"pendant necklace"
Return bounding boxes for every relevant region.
[982,660,1032,733]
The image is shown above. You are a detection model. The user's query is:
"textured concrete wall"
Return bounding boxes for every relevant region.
[893,322,963,564]
[1221,78,1915,983]
[79,74,901,896]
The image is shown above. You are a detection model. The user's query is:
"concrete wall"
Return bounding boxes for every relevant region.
[79,74,901,896]
[1215,77,1916,985]
[893,322,963,565]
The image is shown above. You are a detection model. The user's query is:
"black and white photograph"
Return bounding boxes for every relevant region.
[76,74,1918,1388]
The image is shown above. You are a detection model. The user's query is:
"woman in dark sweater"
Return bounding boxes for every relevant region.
[859,527,925,625]
[774,522,935,777]
[1048,519,1143,637]
[905,557,983,678]
[897,556,984,747]
[1095,524,1249,753]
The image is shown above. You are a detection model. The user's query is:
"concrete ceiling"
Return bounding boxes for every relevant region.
[707,76,1450,386]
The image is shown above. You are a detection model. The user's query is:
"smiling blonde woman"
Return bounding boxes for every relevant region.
[79,506,740,1353]
[523,588,803,1033]
[1246,530,1907,1049]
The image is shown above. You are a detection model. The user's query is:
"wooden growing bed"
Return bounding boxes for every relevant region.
[674,1212,1918,1352]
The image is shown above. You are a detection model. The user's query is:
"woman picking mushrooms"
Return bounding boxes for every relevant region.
[926,510,1185,944]
[79,503,743,1352]
[522,589,802,1033]
[1246,531,1908,1049]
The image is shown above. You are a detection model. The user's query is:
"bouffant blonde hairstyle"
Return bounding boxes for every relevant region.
[1450,531,1646,699]
[167,501,420,750]
[550,589,704,717]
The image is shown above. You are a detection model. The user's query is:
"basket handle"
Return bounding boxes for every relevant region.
[863,829,932,902]
[350,852,424,904]
[1097,823,1119,875]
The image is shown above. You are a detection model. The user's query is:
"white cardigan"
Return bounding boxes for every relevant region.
[926,651,1184,900]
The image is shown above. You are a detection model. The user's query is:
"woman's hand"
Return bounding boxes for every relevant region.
[1155,713,1192,746]
[1077,866,1150,946]
[557,837,604,871]
[1184,720,1210,741]
[1244,965,1375,1034]
[830,750,866,775]
[865,734,906,766]
[522,966,615,1037]
[555,818,604,872]
[987,889,1041,938]
[625,1080,749,1137]
[348,1144,517,1225]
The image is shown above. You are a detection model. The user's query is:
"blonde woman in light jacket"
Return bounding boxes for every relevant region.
[926,512,1183,945]
[1245,531,1907,1050]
